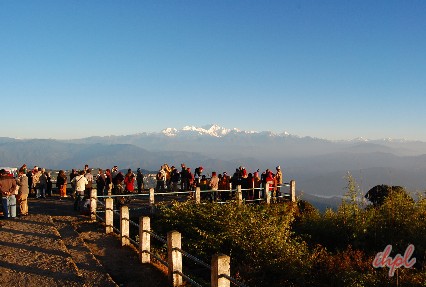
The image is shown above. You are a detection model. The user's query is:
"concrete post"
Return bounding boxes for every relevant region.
[90,189,97,221]
[120,205,130,246]
[167,231,183,286]
[195,187,201,204]
[236,185,243,205]
[105,197,114,234]
[149,188,155,214]
[265,183,271,204]
[211,254,231,287]
[290,180,296,202]
[140,216,150,264]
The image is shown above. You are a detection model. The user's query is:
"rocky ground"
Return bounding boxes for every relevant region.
[0,196,168,287]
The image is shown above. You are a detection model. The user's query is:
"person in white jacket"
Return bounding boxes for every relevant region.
[71,170,88,210]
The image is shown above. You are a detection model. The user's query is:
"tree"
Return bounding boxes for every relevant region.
[365,184,412,207]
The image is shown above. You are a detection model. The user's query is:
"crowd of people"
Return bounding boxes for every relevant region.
[1,162,285,220]
[153,164,284,201]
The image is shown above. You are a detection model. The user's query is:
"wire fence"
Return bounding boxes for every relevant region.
[93,197,251,287]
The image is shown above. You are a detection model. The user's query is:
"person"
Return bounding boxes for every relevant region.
[95,169,106,197]
[46,171,53,196]
[162,164,172,191]
[194,166,203,186]
[136,168,144,193]
[0,169,17,219]
[26,169,33,197]
[124,169,135,194]
[19,164,27,174]
[16,168,29,216]
[112,171,125,207]
[104,168,112,196]
[275,166,283,198]
[56,170,67,198]
[111,166,119,180]
[265,170,275,201]
[38,168,47,199]
[253,171,261,199]
[219,172,231,201]
[32,167,42,198]
[209,172,219,201]
[71,170,88,210]
[155,167,165,192]
[246,173,254,200]
[180,164,187,191]
[170,167,180,192]
[70,169,78,182]
[241,168,249,199]
[186,168,194,191]
[84,168,93,196]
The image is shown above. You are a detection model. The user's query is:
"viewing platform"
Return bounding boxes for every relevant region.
[0,197,167,287]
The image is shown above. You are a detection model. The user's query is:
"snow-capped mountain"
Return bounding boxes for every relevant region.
[162,124,235,137]
[162,124,290,138]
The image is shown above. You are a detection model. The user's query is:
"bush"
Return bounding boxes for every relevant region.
[156,201,312,286]
[151,174,426,286]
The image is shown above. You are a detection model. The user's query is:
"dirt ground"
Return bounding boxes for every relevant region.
[0,196,168,287]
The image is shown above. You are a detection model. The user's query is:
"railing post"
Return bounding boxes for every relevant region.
[195,187,201,204]
[290,180,296,202]
[90,188,97,221]
[167,231,183,286]
[236,185,243,205]
[139,216,150,264]
[120,205,130,246]
[211,254,230,287]
[265,183,271,204]
[105,197,114,234]
[149,188,155,213]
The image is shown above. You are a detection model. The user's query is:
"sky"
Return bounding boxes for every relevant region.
[1,0,426,141]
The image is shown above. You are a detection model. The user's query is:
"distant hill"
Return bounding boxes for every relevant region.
[2,124,426,198]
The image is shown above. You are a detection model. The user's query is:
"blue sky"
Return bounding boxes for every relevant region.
[1,1,425,140]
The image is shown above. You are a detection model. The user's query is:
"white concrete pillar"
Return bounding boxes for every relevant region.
[105,197,114,234]
[120,205,130,246]
[211,254,231,287]
[149,188,155,214]
[236,185,243,205]
[265,183,271,204]
[139,216,150,264]
[195,187,201,204]
[290,180,296,202]
[167,231,183,286]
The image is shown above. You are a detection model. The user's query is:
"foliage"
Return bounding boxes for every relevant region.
[365,184,413,207]
[156,201,312,286]
[152,175,426,286]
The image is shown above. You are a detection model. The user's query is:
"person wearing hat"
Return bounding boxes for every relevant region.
[0,169,17,219]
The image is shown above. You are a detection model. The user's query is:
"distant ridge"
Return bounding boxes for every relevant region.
[1,124,426,198]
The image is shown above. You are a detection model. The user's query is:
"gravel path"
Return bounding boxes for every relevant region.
[0,196,168,287]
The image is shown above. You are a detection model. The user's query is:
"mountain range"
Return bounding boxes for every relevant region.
[1,124,426,204]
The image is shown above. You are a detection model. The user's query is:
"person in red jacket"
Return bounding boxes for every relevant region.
[124,169,135,194]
